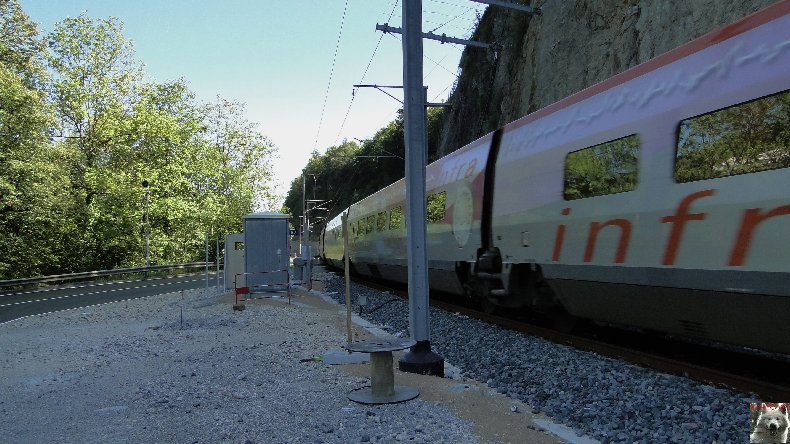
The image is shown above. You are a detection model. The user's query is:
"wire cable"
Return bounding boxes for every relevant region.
[333,0,400,145]
[386,32,458,78]
[313,0,350,151]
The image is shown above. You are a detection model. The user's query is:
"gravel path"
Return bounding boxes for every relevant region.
[318,272,758,444]
[0,289,483,443]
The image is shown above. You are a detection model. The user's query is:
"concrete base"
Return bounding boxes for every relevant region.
[398,340,444,377]
[232,304,246,311]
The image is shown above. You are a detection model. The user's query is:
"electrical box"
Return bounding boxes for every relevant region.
[242,212,290,294]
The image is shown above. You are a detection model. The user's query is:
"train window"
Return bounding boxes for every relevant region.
[389,206,403,229]
[675,89,790,183]
[427,191,447,223]
[366,215,375,233]
[563,134,640,200]
[377,212,387,231]
[234,242,244,250]
[355,220,363,237]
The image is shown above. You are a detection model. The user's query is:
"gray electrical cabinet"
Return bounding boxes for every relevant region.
[243,212,290,294]
[224,233,245,292]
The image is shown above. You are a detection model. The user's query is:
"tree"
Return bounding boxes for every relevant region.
[39,11,278,271]
[676,91,790,182]
[283,107,445,235]
[44,13,145,270]
[0,0,76,278]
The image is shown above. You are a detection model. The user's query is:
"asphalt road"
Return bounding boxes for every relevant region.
[0,273,225,324]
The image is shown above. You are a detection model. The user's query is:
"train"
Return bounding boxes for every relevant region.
[319,1,790,355]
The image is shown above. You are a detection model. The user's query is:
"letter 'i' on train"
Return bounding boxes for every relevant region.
[321,1,790,355]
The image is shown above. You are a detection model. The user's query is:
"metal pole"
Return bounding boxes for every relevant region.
[342,212,352,344]
[398,0,443,376]
[145,191,150,269]
[142,180,150,278]
[300,173,305,258]
[205,234,209,294]
[305,204,311,290]
[216,237,220,290]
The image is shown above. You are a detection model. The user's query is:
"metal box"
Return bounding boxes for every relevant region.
[243,212,290,293]
[224,233,245,292]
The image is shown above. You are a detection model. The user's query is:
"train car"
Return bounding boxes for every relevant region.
[322,1,790,355]
[322,132,491,294]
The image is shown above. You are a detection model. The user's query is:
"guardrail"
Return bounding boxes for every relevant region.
[0,262,217,289]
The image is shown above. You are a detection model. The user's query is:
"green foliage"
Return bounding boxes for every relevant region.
[0,0,47,86]
[676,90,790,182]
[284,107,445,238]
[427,191,447,223]
[564,135,640,200]
[0,6,278,278]
[0,1,70,278]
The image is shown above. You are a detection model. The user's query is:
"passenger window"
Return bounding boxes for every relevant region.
[366,215,375,233]
[676,89,790,182]
[564,134,640,200]
[377,212,387,231]
[389,206,403,229]
[356,220,363,237]
[427,191,447,223]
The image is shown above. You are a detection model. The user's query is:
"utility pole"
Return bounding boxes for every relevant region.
[300,173,306,258]
[204,233,209,295]
[142,180,150,277]
[397,0,444,377]
[377,23,491,49]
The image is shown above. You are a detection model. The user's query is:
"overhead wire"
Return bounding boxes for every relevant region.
[313,0,350,151]
[333,0,484,150]
[385,32,458,78]
[333,0,400,145]
[425,0,480,11]
[423,53,449,80]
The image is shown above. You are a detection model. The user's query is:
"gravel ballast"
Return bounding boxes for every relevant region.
[0,289,482,443]
[318,271,757,444]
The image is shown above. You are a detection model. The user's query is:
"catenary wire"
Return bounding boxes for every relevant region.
[333,0,400,145]
[313,0,350,151]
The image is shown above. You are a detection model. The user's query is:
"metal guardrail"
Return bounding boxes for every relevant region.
[0,262,217,289]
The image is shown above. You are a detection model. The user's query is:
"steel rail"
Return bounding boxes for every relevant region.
[341,270,790,402]
[437,302,790,402]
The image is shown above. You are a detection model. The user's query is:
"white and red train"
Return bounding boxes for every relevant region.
[320,1,790,355]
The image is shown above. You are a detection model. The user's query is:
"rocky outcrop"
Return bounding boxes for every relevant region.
[438,0,777,156]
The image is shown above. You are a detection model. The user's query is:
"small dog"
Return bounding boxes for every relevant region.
[751,404,789,443]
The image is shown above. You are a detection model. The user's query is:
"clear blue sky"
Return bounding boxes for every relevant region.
[20,0,486,208]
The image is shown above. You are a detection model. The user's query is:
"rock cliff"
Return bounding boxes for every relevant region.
[438,0,777,156]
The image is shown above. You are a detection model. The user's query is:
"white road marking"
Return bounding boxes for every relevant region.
[0,278,208,307]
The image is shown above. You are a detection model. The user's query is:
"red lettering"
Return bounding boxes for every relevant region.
[584,219,632,263]
[728,205,790,266]
[661,190,715,265]
[551,208,571,261]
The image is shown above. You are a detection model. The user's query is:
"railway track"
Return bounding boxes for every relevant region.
[337,270,790,402]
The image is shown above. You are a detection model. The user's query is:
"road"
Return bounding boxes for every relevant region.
[0,273,224,324]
